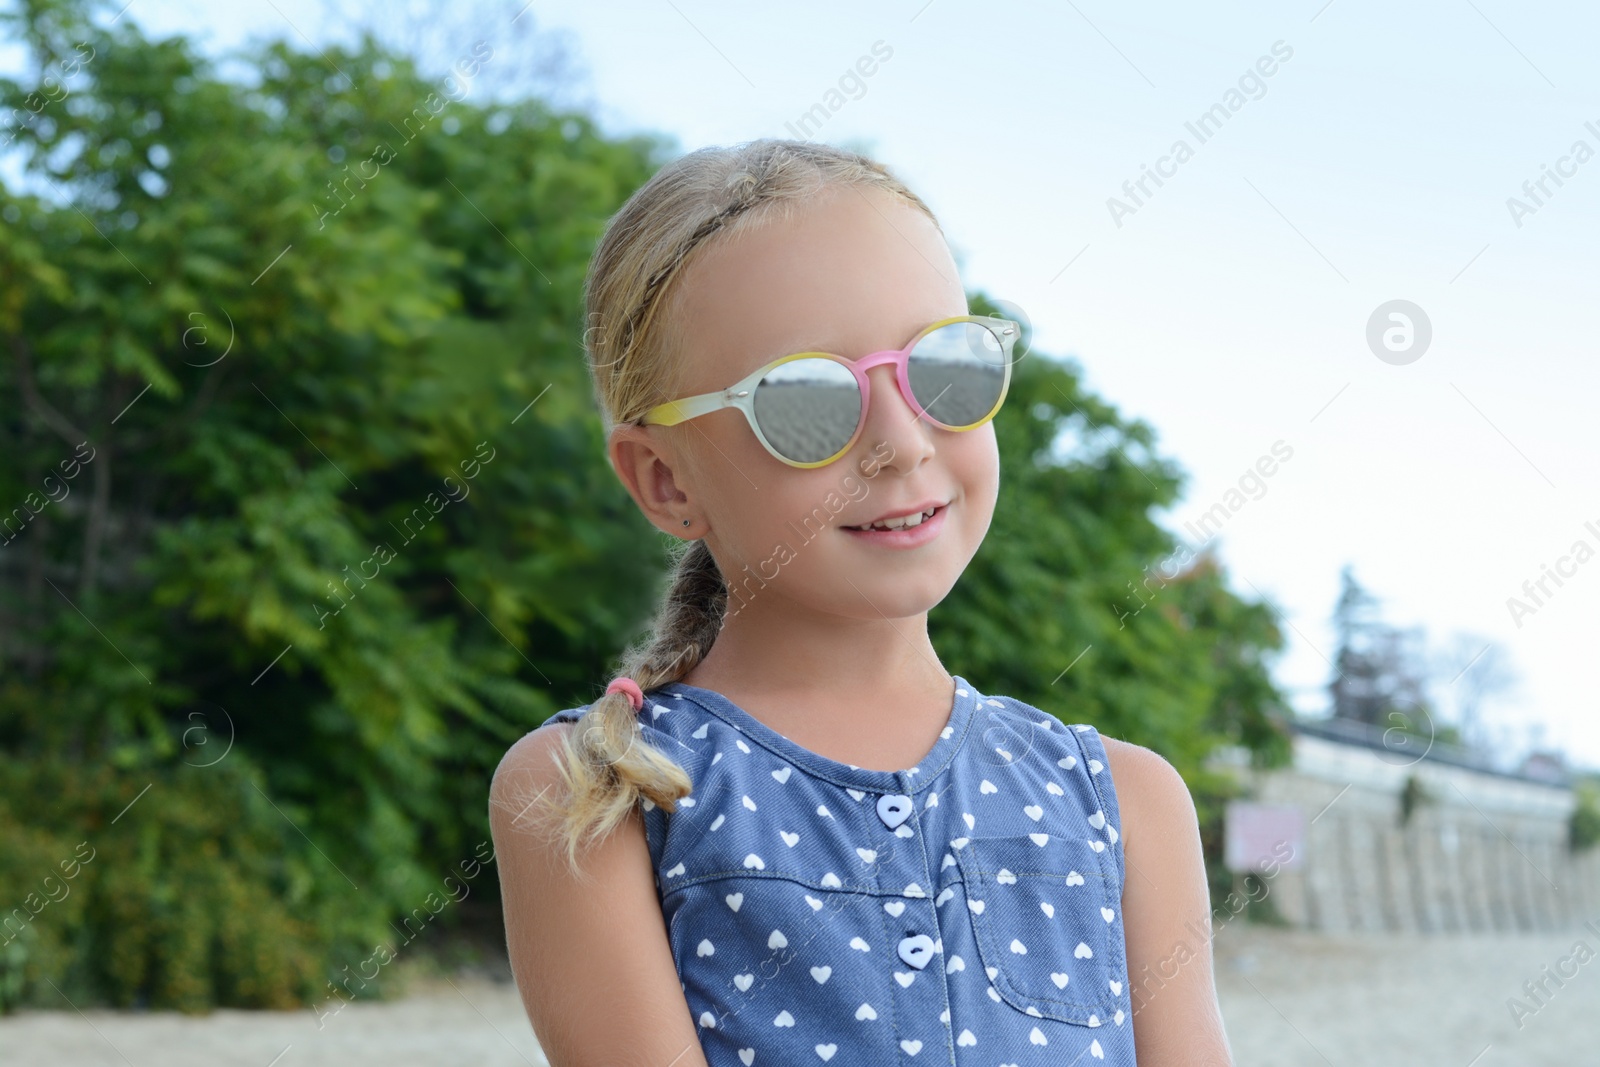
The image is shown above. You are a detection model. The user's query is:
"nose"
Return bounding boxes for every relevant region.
[852,363,934,475]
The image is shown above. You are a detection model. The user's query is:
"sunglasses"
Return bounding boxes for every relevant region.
[637,314,1021,469]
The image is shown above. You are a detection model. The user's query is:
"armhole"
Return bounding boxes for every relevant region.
[1073,725,1126,890]
[541,705,591,727]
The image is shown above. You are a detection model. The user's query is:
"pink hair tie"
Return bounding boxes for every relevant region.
[605,676,644,713]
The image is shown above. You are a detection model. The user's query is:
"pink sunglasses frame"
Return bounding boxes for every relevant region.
[636,314,1021,469]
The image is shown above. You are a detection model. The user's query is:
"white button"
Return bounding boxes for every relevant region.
[877,793,913,829]
[898,933,936,969]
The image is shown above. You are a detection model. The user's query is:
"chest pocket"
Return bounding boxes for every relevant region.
[955,833,1124,1026]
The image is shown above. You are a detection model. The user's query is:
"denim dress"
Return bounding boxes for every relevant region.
[541,675,1138,1066]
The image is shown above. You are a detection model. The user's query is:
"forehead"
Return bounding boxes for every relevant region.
[664,184,967,390]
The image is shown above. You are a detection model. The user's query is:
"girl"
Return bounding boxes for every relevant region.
[490,139,1233,1067]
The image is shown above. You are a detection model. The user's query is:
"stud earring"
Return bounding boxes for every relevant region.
[682,519,691,527]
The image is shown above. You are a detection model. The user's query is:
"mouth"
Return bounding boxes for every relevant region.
[841,502,949,547]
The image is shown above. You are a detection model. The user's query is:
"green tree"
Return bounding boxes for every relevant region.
[1,0,1293,1011]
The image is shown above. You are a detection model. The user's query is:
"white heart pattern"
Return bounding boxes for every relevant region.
[734,972,754,991]
[883,900,906,917]
[1075,942,1094,958]
[771,766,792,784]
[1066,870,1085,886]
[1109,979,1123,994]
[900,1039,922,1055]
[1051,972,1070,988]
[725,892,743,911]
[996,868,1017,884]
[1041,902,1055,917]
[1102,906,1116,922]
[739,1049,754,1066]
[804,895,823,912]
[768,929,788,949]
[743,853,765,869]
[810,965,831,984]
[816,1044,836,1061]
[855,1001,877,1020]
[697,938,714,957]
[980,780,998,794]
[774,1010,794,1027]
[780,830,799,847]
[1024,804,1044,821]
[1088,809,1106,829]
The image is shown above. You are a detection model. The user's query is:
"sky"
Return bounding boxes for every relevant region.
[8,0,1598,771]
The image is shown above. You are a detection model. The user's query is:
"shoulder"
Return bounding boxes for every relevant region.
[489,719,578,836]
[1098,735,1195,851]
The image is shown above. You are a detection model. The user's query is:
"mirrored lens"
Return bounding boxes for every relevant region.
[753,357,861,463]
[906,321,1009,427]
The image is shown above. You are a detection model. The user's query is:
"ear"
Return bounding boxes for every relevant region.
[608,423,694,536]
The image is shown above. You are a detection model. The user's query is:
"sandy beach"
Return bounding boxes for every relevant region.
[3,919,1594,1066]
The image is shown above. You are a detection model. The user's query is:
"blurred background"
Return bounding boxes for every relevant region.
[2,0,1598,1063]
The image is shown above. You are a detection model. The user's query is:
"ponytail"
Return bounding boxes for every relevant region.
[533,539,726,877]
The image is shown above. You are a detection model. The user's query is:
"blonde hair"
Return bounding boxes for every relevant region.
[533,137,943,877]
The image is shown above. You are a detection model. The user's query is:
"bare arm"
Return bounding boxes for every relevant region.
[1101,736,1234,1067]
[489,723,709,1067]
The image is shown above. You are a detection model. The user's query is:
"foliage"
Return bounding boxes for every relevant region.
[1,0,1293,1010]
[1571,778,1600,853]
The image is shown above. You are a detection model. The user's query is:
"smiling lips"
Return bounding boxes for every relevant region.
[841,503,949,547]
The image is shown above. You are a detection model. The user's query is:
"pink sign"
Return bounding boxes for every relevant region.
[1224,801,1304,872]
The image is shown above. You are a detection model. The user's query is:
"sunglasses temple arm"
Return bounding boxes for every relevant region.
[640,390,734,427]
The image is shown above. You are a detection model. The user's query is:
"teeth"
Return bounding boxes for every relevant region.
[856,507,936,532]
